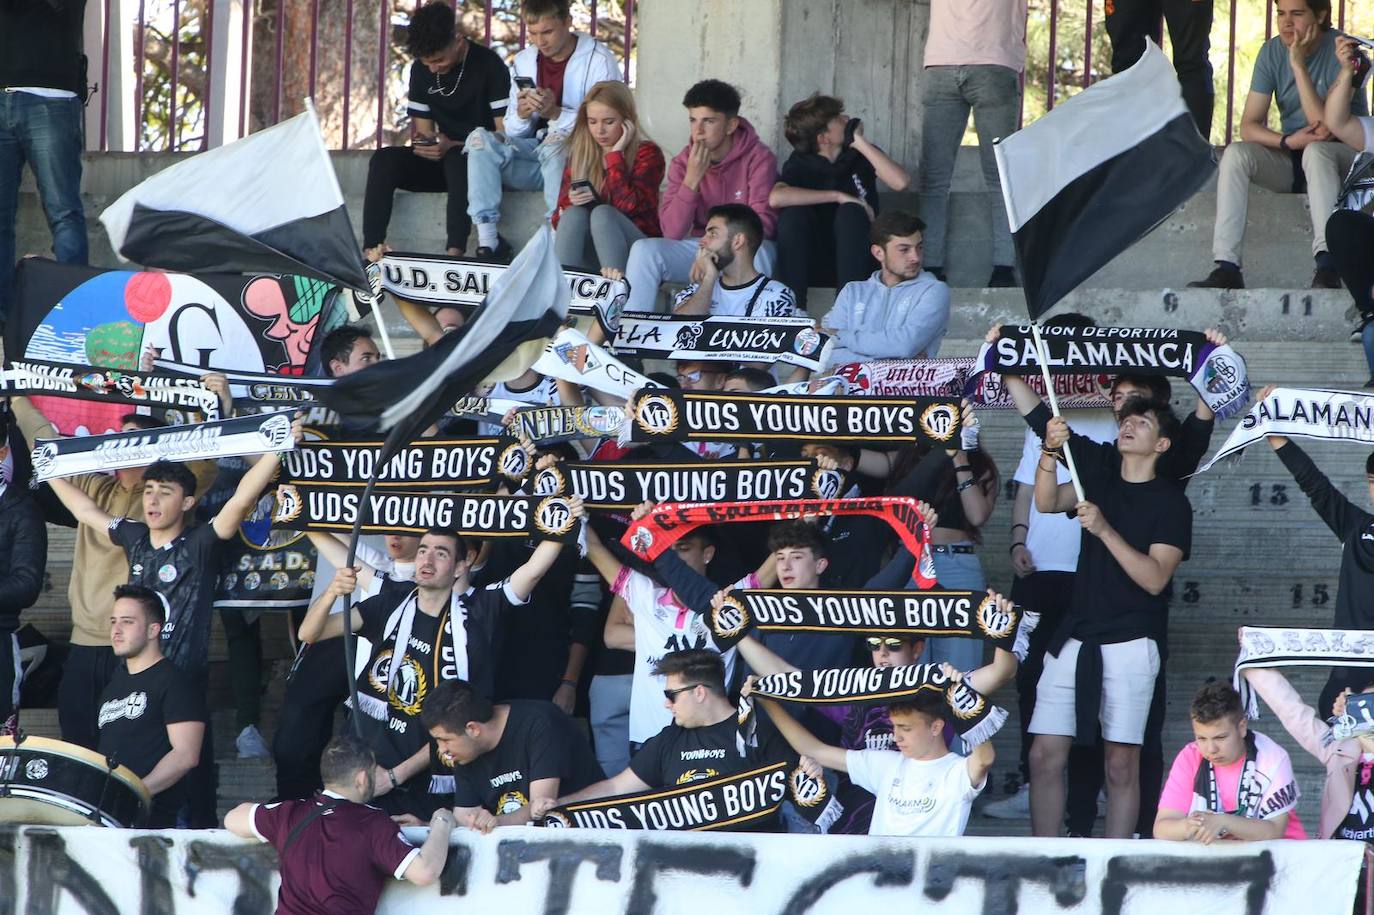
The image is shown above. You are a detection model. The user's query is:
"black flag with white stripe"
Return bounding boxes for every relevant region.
[994,40,1215,319]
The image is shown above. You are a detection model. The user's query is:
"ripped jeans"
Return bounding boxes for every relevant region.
[464,129,566,224]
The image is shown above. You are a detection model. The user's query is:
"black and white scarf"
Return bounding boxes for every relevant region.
[30,410,294,482]
[611,313,835,373]
[1193,730,1263,817]
[282,436,529,487]
[156,359,335,408]
[271,484,582,543]
[352,588,467,724]
[706,589,1037,658]
[1233,625,1374,718]
[625,389,962,446]
[970,324,1249,419]
[448,395,535,427]
[507,405,628,444]
[532,326,661,400]
[829,356,1112,409]
[529,460,846,510]
[1200,388,1374,472]
[1,359,221,419]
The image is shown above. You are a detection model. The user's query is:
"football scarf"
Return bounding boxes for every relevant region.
[830,357,1112,409]
[281,436,530,488]
[621,497,938,588]
[1,359,221,419]
[1233,625,1374,718]
[271,484,582,543]
[702,589,1036,659]
[970,324,1249,419]
[746,664,1007,750]
[448,395,534,427]
[624,389,962,446]
[30,410,295,482]
[540,761,792,831]
[156,359,334,408]
[507,405,628,444]
[529,460,846,510]
[1199,388,1374,473]
[379,251,627,337]
[532,326,661,399]
[610,313,835,372]
[1194,731,1263,817]
[353,588,467,723]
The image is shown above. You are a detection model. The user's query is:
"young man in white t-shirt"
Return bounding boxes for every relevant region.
[671,205,797,318]
[749,667,993,837]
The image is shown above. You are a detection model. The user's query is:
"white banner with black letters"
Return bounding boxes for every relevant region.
[2,359,221,419]
[533,326,661,399]
[611,313,834,372]
[156,358,334,408]
[31,410,295,481]
[1199,387,1374,472]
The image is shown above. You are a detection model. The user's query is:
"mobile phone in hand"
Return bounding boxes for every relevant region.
[570,179,599,205]
[514,76,536,91]
[843,117,861,147]
[412,135,438,147]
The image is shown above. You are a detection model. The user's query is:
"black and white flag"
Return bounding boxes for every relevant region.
[1,359,220,420]
[994,40,1215,318]
[99,105,369,292]
[1199,387,1374,472]
[31,410,295,481]
[611,313,835,372]
[379,251,627,336]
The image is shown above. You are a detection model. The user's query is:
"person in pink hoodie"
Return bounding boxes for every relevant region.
[623,79,780,310]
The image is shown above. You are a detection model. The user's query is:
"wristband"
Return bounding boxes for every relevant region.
[560,678,577,688]
[954,465,975,474]
[1010,541,1026,554]
[956,478,975,493]
[1279,133,1291,150]
[387,767,398,789]
[1011,523,1029,532]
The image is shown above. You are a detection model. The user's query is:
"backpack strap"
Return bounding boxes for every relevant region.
[281,796,342,856]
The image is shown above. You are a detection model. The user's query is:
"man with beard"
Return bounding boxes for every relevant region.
[671,205,797,318]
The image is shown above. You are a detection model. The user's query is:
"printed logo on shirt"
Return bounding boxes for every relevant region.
[497,790,529,814]
[1256,780,1298,818]
[889,791,938,816]
[490,769,524,789]
[98,691,149,727]
[675,767,719,785]
[158,563,178,583]
[680,749,727,761]
[368,649,427,717]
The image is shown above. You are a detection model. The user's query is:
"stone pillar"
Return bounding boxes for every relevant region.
[634,0,929,173]
[84,0,140,152]
[207,0,253,147]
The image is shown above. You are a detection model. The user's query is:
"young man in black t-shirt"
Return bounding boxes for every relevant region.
[97,585,205,827]
[362,2,511,261]
[419,679,602,831]
[539,650,795,831]
[771,94,911,309]
[1003,374,1192,839]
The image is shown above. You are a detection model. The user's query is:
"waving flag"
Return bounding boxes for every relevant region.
[994,40,1215,319]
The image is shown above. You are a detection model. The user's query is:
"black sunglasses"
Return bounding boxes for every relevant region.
[866,637,907,651]
[663,683,703,702]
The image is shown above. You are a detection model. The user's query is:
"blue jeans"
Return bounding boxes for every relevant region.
[918,545,988,674]
[0,90,88,320]
[917,65,1019,272]
[1363,321,1374,382]
[464,130,566,224]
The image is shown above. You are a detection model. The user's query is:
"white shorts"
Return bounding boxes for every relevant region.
[1029,637,1160,745]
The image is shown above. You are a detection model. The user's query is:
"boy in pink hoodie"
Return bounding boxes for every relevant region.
[623,80,780,310]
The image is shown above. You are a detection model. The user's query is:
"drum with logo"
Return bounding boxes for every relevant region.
[0,735,151,827]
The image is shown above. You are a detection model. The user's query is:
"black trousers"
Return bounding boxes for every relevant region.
[0,629,16,727]
[1105,0,1214,136]
[219,608,262,732]
[57,642,119,749]
[272,637,349,800]
[1328,208,1374,316]
[362,145,471,251]
[186,672,218,828]
[774,201,876,310]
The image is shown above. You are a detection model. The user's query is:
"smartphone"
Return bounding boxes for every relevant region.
[1355,51,1372,90]
[843,117,861,147]
[412,135,438,146]
[514,76,536,91]
[570,179,599,205]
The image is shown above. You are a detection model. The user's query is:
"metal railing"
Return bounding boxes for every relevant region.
[1028,0,1374,145]
[88,0,635,153]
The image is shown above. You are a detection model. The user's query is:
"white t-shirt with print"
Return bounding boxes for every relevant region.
[845,748,984,837]
[671,274,797,318]
[613,566,757,743]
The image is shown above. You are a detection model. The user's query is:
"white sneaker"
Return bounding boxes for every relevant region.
[236,724,271,759]
[982,783,1031,819]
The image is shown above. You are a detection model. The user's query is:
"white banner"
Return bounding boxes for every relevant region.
[0,826,1361,914]
[532,326,661,399]
[1199,386,1374,472]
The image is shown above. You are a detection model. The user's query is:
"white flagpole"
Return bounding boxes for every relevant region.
[370,295,397,360]
[1029,320,1085,502]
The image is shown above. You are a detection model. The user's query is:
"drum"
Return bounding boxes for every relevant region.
[0,735,151,828]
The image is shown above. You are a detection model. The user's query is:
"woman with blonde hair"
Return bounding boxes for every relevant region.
[553,80,665,271]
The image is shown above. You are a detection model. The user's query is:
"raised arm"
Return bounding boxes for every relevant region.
[554,765,652,805]
[754,695,848,772]
[1328,37,1369,147]
[1034,417,1078,514]
[296,567,365,644]
[212,415,303,539]
[603,594,635,651]
[582,520,625,586]
[964,594,1020,696]
[47,477,116,530]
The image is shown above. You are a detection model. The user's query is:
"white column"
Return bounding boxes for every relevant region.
[207,0,252,147]
[92,0,141,152]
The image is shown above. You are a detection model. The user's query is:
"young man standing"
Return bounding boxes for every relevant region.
[1002,374,1192,839]
[819,211,950,367]
[97,585,205,827]
[1189,0,1365,290]
[1155,680,1305,842]
[225,735,453,912]
[0,432,45,733]
[362,1,511,261]
[671,205,797,318]
[465,0,620,260]
[299,520,579,817]
[750,668,994,837]
[421,679,603,831]
[624,80,779,311]
[1104,0,1213,136]
[771,94,910,309]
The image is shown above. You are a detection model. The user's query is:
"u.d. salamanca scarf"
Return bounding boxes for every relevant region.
[970,324,1249,420]
[1199,387,1374,472]
[1233,625,1374,718]
[3,359,220,419]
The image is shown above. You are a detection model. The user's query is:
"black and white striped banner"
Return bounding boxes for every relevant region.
[2,359,220,419]
[611,313,834,371]
[156,359,334,407]
[31,410,295,481]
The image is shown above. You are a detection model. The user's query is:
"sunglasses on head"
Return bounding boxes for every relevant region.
[866,637,907,651]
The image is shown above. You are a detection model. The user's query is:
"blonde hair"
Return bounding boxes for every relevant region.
[566,81,647,193]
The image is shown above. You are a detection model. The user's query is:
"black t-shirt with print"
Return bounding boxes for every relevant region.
[780,147,880,210]
[109,519,225,674]
[356,601,445,770]
[450,700,604,815]
[97,658,205,810]
[406,40,510,143]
